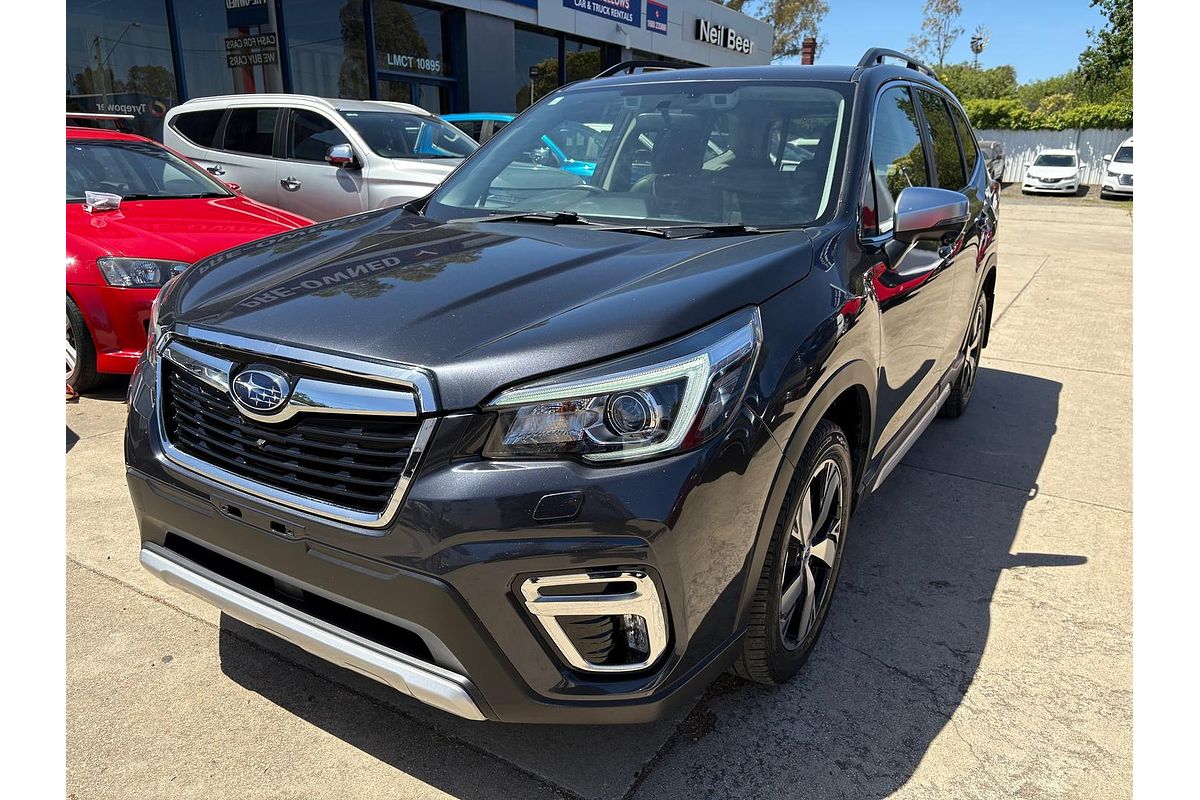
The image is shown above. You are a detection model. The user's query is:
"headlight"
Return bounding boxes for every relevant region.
[1107,169,1120,178]
[97,257,189,287]
[142,275,178,366]
[484,308,762,463]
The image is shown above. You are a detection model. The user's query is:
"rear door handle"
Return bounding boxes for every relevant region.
[205,165,225,176]
[281,176,302,191]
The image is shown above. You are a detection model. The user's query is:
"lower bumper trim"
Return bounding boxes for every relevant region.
[139,544,488,721]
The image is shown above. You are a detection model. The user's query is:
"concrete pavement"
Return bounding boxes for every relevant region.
[66,196,1132,799]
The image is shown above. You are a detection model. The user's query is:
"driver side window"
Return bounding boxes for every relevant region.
[864,86,929,236]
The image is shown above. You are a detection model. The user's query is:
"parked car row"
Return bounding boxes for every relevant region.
[1019,136,1133,199]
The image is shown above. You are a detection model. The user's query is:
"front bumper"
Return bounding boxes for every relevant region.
[1021,180,1079,193]
[1102,177,1133,195]
[68,283,158,374]
[126,356,784,723]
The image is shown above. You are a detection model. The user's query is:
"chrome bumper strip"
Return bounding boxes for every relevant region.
[140,545,487,721]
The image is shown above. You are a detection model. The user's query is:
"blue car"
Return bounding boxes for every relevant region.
[442,113,600,178]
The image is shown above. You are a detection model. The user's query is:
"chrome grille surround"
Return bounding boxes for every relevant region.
[153,327,438,529]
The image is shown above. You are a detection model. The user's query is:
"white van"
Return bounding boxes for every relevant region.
[163,95,476,221]
[1100,136,1133,199]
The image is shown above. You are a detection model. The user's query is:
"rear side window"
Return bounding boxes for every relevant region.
[453,120,483,142]
[285,110,349,162]
[948,104,980,179]
[917,90,966,189]
[171,110,224,148]
[867,86,929,235]
[222,108,278,156]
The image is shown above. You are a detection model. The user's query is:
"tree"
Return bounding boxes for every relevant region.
[719,1,829,62]
[909,0,965,68]
[1078,0,1132,84]
[937,63,1018,100]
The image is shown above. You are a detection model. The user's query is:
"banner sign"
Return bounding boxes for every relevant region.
[563,0,641,27]
[225,32,279,69]
[646,1,668,35]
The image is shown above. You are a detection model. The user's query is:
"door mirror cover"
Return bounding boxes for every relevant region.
[893,186,970,244]
[326,144,358,168]
[1103,154,1113,163]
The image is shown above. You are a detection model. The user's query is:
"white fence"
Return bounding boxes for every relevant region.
[976,128,1132,185]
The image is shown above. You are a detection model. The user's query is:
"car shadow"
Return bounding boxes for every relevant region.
[217,365,1068,799]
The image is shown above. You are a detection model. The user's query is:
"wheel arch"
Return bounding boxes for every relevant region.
[734,359,876,628]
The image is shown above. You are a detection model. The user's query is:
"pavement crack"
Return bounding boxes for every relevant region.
[828,632,960,715]
[982,356,1131,378]
[991,254,1050,327]
[896,463,1131,513]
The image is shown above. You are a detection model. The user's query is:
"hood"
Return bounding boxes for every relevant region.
[1107,160,1133,175]
[162,208,815,409]
[389,158,462,186]
[66,196,310,264]
[1026,164,1078,179]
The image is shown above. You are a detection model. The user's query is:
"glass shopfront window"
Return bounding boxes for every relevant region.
[563,37,601,85]
[515,27,558,112]
[374,0,447,78]
[284,0,369,99]
[176,0,284,98]
[66,0,178,139]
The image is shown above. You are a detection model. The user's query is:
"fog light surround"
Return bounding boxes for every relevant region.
[520,571,669,674]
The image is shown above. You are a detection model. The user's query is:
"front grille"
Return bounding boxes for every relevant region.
[162,361,421,515]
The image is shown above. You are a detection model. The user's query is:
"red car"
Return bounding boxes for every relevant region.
[66,127,311,391]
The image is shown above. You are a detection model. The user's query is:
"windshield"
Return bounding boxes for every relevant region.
[340,110,478,159]
[66,140,231,202]
[425,81,850,229]
[1034,154,1076,168]
[1114,146,1132,163]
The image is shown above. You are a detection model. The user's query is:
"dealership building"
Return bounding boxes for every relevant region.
[66,0,773,139]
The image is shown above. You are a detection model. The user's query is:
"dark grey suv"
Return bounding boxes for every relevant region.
[126,49,998,723]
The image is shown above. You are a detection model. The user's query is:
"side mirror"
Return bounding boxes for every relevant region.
[1103,154,1112,164]
[325,144,358,169]
[893,187,969,244]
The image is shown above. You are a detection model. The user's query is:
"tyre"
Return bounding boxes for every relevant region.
[733,419,852,684]
[940,291,988,419]
[66,296,105,393]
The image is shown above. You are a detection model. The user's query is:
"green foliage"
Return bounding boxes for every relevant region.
[720,0,829,62]
[937,62,1017,100]
[962,97,1132,130]
[1078,0,1133,85]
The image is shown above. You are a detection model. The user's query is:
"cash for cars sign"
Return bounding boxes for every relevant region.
[563,0,641,27]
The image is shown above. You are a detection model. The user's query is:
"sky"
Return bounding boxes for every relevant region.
[811,0,1109,84]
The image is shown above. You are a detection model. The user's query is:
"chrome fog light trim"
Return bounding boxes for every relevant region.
[520,571,669,673]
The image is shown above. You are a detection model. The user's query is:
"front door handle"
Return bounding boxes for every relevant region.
[281,176,302,191]
[206,165,225,176]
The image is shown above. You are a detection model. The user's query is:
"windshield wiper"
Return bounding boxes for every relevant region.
[474,211,598,226]
[118,192,228,200]
[599,224,767,239]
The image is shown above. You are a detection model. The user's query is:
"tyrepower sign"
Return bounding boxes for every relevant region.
[695,18,755,55]
[563,0,641,27]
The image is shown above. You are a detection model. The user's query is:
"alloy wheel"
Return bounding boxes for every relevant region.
[959,298,986,403]
[66,310,77,378]
[779,458,844,650]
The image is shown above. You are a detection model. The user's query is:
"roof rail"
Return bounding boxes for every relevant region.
[66,112,136,120]
[857,48,938,79]
[593,60,686,80]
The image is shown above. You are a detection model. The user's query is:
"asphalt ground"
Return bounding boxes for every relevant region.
[66,193,1132,799]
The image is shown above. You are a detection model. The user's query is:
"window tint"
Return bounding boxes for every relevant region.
[917,90,965,189]
[948,104,980,178]
[171,110,225,148]
[454,120,484,142]
[285,110,349,162]
[869,86,929,234]
[222,108,278,156]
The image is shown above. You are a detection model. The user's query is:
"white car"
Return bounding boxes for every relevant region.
[1021,149,1081,195]
[1100,136,1133,199]
[163,95,477,221]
